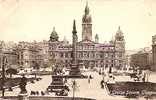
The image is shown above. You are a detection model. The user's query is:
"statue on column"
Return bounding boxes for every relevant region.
[19,75,27,94]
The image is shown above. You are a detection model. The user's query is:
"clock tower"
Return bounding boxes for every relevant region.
[82,2,92,41]
[115,26,125,69]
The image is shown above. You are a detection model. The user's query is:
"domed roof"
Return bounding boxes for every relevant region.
[50,27,59,42]
[116,26,123,37]
[51,27,57,35]
[115,26,124,41]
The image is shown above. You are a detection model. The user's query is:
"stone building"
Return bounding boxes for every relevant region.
[130,47,152,70]
[152,35,156,71]
[0,3,126,70]
[38,40,49,64]
[0,41,18,69]
[16,41,43,69]
[48,3,125,69]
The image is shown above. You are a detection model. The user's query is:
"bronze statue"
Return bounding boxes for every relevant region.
[19,75,27,94]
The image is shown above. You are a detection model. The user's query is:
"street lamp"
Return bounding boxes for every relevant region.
[72,80,76,100]
[1,56,7,98]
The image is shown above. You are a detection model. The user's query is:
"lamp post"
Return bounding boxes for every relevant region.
[2,56,7,98]
[72,80,76,100]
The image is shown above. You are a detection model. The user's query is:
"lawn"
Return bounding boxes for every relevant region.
[0,77,42,90]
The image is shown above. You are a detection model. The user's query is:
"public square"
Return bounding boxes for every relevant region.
[0,0,156,100]
[2,70,156,100]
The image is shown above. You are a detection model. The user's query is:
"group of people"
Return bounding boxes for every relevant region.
[30,91,46,96]
[130,70,148,82]
[55,89,68,96]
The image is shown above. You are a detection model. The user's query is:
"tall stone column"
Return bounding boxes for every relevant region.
[72,21,77,64]
[69,20,81,76]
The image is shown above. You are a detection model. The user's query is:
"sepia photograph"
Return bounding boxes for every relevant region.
[0,0,156,100]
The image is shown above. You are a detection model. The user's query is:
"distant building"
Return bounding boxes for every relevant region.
[16,41,43,69]
[125,50,142,69]
[48,3,126,69]
[0,3,126,70]
[0,41,18,69]
[152,35,156,71]
[38,40,49,63]
[130,47,152,70]
[0,40,49,70]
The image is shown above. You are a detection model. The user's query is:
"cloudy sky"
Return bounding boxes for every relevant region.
[0,0,156,50]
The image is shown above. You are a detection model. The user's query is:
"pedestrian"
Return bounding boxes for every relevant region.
[41,91,45,96]
[64,85,70,91]
[100,80,104,89]
[88,75,90,84]
[89,75,92,79]
[99,69,101,75]
[36,91,39,95]
[31,91,35,95]
[142,73,146,82]
[30,91,33,95]
[64,78,67,83]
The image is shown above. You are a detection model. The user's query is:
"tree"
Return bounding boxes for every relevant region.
[43,63,49,71]
[6,68,18,78]
[32,61,40,79]
[32,61,40,70]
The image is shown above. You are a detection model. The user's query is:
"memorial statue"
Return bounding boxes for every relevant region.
[19,75,27,94]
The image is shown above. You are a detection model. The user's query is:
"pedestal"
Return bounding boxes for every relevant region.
[69,64,81,76]
[68,64,88,78]
[18,93,28,100]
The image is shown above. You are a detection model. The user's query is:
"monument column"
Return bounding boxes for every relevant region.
[72,20,78,65]
[69,20,81,76]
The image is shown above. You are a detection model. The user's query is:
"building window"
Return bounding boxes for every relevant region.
[96,54,99,58]
[100,54,103,58]
[78,53,82,58]
[119,53,122,57]
[87,53,89,58]
[111,60,113,63]
[60,53,63,58]
[105,53,108,57]
[79,45,82,49]
[84,52,87,58]
[105,64,108,68]
[71,53,73,58]
[65,53,68,58]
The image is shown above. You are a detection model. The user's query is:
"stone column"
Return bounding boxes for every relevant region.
[69,20,81,76]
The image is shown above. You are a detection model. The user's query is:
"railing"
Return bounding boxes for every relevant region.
[1,96,96,100]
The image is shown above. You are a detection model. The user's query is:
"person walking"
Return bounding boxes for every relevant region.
[100,79,104,89]
[88,75,90,84]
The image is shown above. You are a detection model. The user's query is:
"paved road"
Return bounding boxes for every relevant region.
[2,71,154,100]
[67,72,129,100]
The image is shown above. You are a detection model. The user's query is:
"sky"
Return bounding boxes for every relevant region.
[0,0,156,50]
